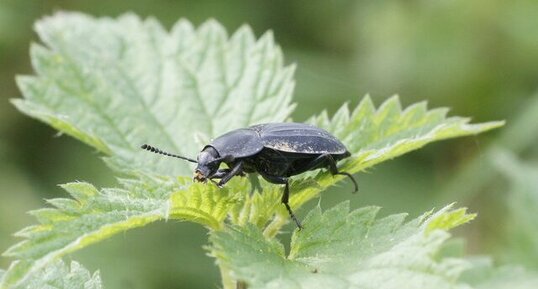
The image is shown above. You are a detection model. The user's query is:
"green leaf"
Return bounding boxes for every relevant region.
[210,203,475,289]
[288,96,503,216]
[1,177,163,287]
[312,96,503,158]
[0,175,243,288]
[13,260,102,289]
[426,206,476,234]
[13,12,296,176]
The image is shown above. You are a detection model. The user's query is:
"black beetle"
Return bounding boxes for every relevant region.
[141,122,357,228]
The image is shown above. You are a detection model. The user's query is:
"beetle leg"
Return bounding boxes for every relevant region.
[216,161,244,187]
[210,169,231,179]
[259,173,303,229]
[307,154,359,193]
[282,181,303,229]
[325,155,358,193]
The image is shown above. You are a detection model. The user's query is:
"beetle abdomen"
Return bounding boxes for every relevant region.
[248,147,349,178]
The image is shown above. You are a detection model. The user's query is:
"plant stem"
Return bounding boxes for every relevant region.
[219,263,236,289]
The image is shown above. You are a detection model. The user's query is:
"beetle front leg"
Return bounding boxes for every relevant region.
[210,169,231,180]
[216,161,244,187]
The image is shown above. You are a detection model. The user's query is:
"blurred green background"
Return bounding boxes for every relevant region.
[1,1,538,288]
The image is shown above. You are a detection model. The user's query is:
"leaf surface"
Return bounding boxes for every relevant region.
[13,260,102,289]
[289,96,503,213]
[210,203,475,289]
[14,12,296,176]
[0,176,239,287]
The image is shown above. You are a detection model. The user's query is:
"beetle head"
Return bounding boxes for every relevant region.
[194,146,220,183]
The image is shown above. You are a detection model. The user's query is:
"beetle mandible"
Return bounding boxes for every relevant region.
[141,122,357,229]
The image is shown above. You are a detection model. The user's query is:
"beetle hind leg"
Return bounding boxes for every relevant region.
[316,154,359,193]
[334,171,358,193]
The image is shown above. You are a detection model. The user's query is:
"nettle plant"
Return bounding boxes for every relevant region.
[3,12,526,289]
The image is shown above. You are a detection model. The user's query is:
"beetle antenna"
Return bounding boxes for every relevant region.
[141,144,198,163]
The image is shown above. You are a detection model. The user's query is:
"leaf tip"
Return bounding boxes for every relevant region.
[426,205,476,234]
[464,119,505,135]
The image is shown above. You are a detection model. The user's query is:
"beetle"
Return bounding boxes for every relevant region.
[141,122,357,228]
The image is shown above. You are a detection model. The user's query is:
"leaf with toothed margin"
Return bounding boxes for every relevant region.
[13,11,296,177]
[12,260,102,289]
[0,175,239,288]
[314,96,503,170]
[210,203,477,289]
[287,96,504,211]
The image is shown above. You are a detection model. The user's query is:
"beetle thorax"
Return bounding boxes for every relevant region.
[194,146,220,182]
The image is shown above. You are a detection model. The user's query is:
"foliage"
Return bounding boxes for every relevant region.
[12,12,296,177]
[211,203,475,289]
[15,260,101,289]
[0,12,514,289]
